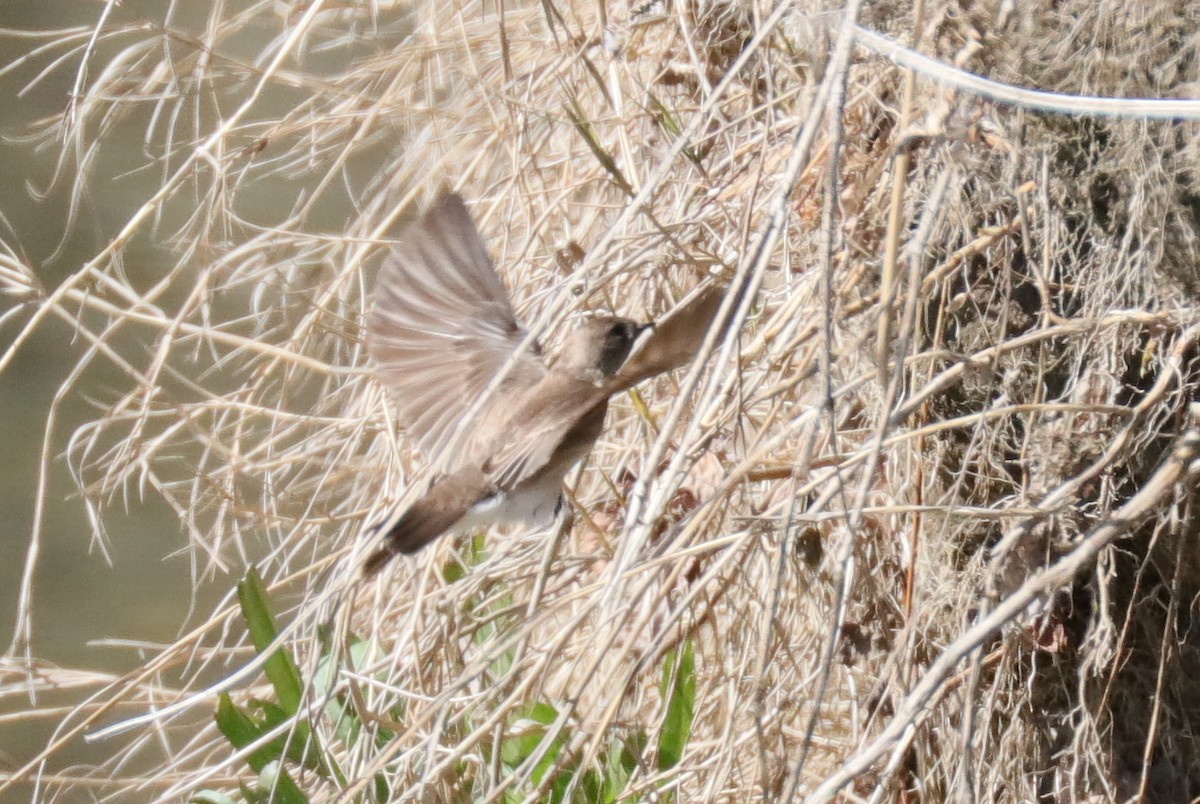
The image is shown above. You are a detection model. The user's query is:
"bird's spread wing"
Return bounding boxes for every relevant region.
[369,193,546,464]
[479,376,608,489]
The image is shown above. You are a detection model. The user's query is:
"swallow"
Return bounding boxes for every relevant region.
[363,192,724,576]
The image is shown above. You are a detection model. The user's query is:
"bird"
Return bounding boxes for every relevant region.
[363,192,725,577]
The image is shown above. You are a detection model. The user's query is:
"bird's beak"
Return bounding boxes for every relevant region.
[613,285,727,390]
[630,321,655,356]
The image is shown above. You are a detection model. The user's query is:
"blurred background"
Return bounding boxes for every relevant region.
[6,0,1200,800]
[0,0,228,786]
[1,3,412,796]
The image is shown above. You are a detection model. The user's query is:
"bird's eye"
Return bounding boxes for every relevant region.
[598,321,637,375]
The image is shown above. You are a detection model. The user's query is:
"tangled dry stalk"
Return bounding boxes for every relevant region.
[4,0,1200,800]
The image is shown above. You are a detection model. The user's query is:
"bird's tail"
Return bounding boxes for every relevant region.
[362,542,400,578]
[361,476,479,577]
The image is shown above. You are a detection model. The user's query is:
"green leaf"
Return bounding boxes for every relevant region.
[525,701,559,725]
[373,773,392,802]
[313,636,377,747]
[216,693,323,777]
[496,704,647,804]
[576,768,603,803]
[324,695,360,748]
[445,532,489,583]
[501,701,560,766]
[467,531,488,565]
[249,700,322,773]
[237,568,303,716]
[530,739,568,793]
[442,558,467,584]
[256,760,309,804]
[599,734,642,802]
[215,692,276,773]
[657,641,695,771]
[190,791,238,804]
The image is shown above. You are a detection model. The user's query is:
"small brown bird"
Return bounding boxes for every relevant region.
[363,193,724,576]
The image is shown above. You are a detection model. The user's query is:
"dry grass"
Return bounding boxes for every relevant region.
[4,0,1200,800]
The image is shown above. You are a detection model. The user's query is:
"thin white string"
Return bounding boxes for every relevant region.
[851,22,1200,119]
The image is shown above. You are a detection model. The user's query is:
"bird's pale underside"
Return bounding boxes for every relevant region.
[364,192,725,576]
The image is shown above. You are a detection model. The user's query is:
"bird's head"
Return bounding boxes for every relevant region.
[557,316,653,382]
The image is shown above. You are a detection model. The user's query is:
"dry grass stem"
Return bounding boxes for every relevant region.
[4,0,1200,800]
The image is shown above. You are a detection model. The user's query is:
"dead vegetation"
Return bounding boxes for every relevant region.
[4,0,1200,800]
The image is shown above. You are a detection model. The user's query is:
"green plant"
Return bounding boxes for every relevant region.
[198,569,392,803]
